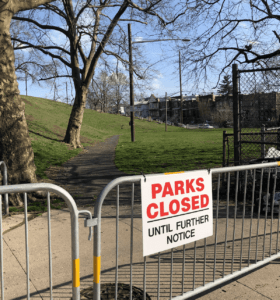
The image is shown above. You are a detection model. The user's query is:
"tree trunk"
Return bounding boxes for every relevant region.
[63,86,88,148]
[0,0,55,206]
[0,31,37,206]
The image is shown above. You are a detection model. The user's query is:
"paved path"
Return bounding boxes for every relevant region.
[49,135,141,208]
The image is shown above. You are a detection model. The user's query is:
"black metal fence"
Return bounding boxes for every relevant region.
[231,64,280,165]
[223,126,280,167]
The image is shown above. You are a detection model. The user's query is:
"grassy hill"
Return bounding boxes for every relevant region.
[22,95,231,179]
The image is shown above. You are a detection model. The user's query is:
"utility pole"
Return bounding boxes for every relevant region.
[232,63,240,166]
[128,23,135,142]
[25,69,27,96]
[179,51,183,124]
[165,92,168,132]
[66,82,68,104]
[53,82,56,101]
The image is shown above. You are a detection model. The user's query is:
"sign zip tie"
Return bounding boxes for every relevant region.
[141,172,146,182]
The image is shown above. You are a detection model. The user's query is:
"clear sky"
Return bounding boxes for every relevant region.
[16,38,193,102]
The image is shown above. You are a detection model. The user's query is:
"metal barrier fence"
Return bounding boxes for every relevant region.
[0,182,93,300]
[93,161,280,299]
[0,162,8,215]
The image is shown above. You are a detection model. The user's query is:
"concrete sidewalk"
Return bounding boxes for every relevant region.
[2,205,280,300]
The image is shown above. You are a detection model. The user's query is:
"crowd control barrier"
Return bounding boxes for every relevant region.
[0,162,8,215]
[92,161,280,300]
[0,183,93,300]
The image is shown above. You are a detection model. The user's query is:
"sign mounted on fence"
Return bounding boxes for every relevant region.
[141,170,213,256]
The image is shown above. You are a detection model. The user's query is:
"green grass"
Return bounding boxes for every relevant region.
[22,95,133,178]
[115,125,233,174]
[22,95,231,178]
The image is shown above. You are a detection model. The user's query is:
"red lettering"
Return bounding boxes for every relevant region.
[174,181,185,195]
[181,197,191,212]
[201,194,209,208]
[147,203,158,219]
[151,183,162,199]
[186,179,195,193]
[160,202,169,217]
[169,199,180,214]
[192,195,199,210]
[162,182,174,198]
[196,178,204,192]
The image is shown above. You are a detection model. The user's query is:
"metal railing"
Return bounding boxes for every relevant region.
[92,161,280,299]
[0,182,93,300]
[0,162,8,215]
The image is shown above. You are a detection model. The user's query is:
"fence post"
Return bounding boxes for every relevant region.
[223,131,227,167]
[232,64,240,166]
[223,131,227,182]
[261,125,265,158]
[165,92,167,132]
[0,162,9,215]
[277,128,280,151]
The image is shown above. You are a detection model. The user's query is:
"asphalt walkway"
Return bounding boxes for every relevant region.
[2,135,280,299]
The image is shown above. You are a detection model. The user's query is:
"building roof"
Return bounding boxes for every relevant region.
[134,100,149,106]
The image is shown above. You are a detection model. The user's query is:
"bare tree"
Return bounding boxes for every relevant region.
[12,0,188,148]
[86,80,100,111]
[91,70,114,112]
[212,102,233,127]
[0,0,54,206]
[176,0,280,89]
[11,19,61,95]
[108,70,129,114]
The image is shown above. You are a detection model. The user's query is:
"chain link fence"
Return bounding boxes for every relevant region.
[230,65,280,166]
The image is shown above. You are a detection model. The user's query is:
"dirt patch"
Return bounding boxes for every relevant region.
[26,114,35,121]
[80,135,94,144]
[21,97,33,106]
[52,125,66,138]
[52,125,93,145]
[22,97,39,109]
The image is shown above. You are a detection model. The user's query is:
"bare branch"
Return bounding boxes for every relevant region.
[88,4,122,8]
[13,37,72,68]
[76,0,92,22]
[273,30,280,42]
[40,3,67,19]
[12,37,71,55]
[119,19,148,25]
[128,0,166,26]
[85,0,130,85]
[12,16,69,37]
[39,75,73,81]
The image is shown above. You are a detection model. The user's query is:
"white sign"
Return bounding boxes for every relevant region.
[141,170,213,256]
[130,106,134,112]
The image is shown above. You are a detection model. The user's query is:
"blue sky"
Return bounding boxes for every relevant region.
[16,36,192,102]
